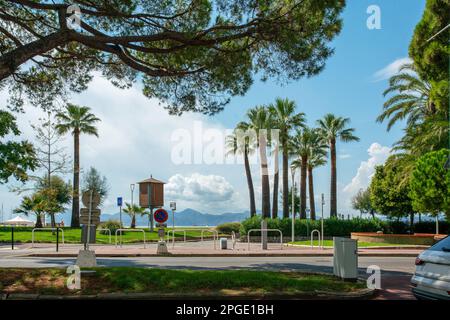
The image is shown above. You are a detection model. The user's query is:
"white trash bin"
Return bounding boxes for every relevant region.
[333,237,358,280]
[220,237,227,250]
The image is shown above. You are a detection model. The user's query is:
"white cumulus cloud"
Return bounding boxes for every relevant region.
[372,57,412,82]
[165,173,235,202]
[343,142,391,195]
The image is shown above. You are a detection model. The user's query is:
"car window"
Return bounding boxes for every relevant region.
[429,236,450,252]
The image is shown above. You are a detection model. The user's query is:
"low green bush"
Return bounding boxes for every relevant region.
[216,222,241,234]
[240,216,385,237]
[240,216,449,237]
[98,220,122,235]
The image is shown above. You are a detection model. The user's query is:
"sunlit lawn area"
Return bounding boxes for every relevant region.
[0,227,220,244]
[0,268,365,296]
[289,240,417,247]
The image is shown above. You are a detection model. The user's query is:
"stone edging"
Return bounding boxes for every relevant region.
[2,287,375,301]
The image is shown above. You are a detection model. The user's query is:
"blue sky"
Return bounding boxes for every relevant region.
[0,0,427,220]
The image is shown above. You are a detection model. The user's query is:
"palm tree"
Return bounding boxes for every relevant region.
[317,114,359,217]
[123,203,146,228]
[306,138,327,220]
[247,106,272,218]
[15,193,46,228]
[291,128,315,219]
[55,104,100,227]
[225,122,257,216]
[268,98,306,218]
[378,63,449,157]
[377,63,434,131]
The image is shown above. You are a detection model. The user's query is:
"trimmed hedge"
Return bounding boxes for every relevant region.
[239,216,449,238]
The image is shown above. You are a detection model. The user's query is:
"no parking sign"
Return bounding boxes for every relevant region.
[154,208,169,224]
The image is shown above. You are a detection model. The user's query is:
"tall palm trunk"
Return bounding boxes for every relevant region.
[71,129,80,227]
[131,214,136,229]
[259,134,271,218]
[308,165,316,220]
[244,148,256,216]
[35,214,43,228]
[330,139,337,217]
[282,144,289,218]
[300,155,307,219]
[272,145,279,219]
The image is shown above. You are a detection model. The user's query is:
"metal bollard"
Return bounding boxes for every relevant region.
[11,226,14,250]
[56,227,59,252]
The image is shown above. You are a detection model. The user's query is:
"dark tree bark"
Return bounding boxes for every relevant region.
[300,156,307,219]
[308,166,316,220]
[35,214,43,228]
[244,149,256,217]
[259,138,271,218]
[330,139,337,217]
[282,143,289,218]
[131,214,136,229]
[272,170,279,219]
[71,129,80,227]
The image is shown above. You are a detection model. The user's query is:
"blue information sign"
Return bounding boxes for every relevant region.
[117,197,123,207]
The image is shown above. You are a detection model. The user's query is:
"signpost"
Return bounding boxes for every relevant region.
[154,208,169,254]
[117,197,123,227]
[170,201,176,234]
[76,190,99,267]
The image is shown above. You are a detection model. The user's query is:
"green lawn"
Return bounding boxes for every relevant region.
[0,226,219,244]
[0,268,365,296]
[288,240,414,247]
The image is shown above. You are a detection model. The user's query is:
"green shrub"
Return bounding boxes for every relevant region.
[216,222,241,234]
[239,216,449,237]
[240,216,386,238]
[98,220,122,235]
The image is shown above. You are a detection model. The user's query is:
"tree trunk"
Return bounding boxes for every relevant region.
[271,144,279,219]
[71,130,80,227]
[308,166,316,220]
[50,213,56,229]
[259,135,271,219]
[244,149,256,217]
[0,31,70,81]
[300,155,307,219]
[131,214,136,229]
[330,139,337,217]
[282,140,289,218]
[35,214,43,228]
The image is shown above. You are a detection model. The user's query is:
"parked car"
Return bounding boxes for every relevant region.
[411,235,450,300]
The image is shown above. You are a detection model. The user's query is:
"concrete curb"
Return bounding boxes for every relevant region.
[2,288,375,300]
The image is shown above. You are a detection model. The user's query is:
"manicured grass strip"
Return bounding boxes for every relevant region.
[0,227,219,244]
[0,268,365,295]
[289,240,414,247]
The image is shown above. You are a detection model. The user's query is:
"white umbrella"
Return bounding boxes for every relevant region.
[2,216,34,226]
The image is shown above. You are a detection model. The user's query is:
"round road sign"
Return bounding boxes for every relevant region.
[154,208,169,223]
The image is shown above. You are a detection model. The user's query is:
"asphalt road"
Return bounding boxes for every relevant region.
[0,255,416,299]
[0,255,414,274]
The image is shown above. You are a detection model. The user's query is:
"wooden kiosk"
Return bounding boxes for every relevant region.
[138,175,165,231]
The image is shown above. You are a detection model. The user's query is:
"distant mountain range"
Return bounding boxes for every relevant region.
[57,208,250,227]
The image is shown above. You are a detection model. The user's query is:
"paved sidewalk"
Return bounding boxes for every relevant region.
[0,241,425,258]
